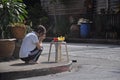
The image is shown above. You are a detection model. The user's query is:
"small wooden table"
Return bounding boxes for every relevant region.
[48,41,69,62]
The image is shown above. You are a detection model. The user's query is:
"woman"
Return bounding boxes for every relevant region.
[19,25,46,64]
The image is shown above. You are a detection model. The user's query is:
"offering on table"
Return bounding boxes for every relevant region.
[53,37,58,42]
[58,36,65,41]
[53,36,65,42]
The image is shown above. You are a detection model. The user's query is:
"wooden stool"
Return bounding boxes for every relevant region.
[48,41,69,62]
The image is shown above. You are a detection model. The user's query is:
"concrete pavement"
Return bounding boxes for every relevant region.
[17,42,120,80]
[0,49,72,80]
[1,38,120,80]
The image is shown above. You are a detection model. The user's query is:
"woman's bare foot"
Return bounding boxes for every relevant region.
[28,60,38,64]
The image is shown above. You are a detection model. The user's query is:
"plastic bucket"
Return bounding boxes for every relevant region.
[80,23,90,38]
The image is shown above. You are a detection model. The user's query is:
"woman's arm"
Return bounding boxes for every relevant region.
[36,33,46,50]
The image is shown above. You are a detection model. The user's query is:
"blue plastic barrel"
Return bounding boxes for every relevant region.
[80,23,90,38]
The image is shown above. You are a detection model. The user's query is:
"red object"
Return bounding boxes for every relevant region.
[53,37,58,42]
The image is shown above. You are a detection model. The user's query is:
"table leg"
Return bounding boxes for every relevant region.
[48,43,52,61]
[65,43,69,62]
[58,44,62,61]
[55,43,58,62]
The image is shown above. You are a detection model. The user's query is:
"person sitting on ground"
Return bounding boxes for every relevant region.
[19,25,46,64]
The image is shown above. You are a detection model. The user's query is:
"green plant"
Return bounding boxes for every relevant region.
[0,0,27,38]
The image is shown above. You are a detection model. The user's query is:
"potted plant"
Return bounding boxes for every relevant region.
[0,0,27,57]
[10,22,27,39]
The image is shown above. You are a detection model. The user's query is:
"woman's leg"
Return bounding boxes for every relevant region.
[21,47,43,63]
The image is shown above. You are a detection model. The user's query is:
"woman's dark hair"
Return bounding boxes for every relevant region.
[34,25,46,34]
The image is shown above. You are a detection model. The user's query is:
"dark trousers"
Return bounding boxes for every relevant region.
[21,47,43,62]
